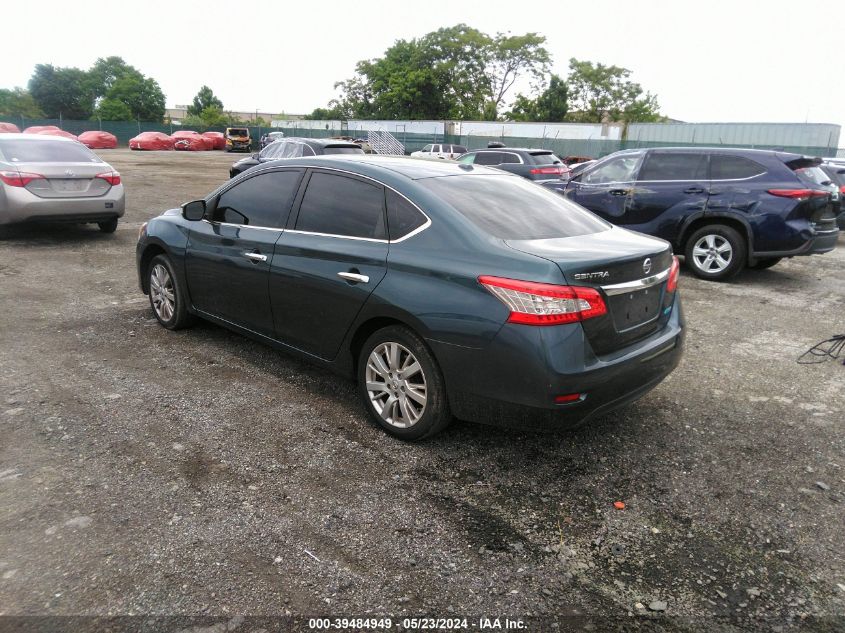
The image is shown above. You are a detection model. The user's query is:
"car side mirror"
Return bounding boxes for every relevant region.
[182,200,206,221]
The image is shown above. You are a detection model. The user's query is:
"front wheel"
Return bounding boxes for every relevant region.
[684,225,746,281]
[358,325,452,441]
[147,254,194,330]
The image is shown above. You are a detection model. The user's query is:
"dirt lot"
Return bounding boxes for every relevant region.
[1,148,844,631]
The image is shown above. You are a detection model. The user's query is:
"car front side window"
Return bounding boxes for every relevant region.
[581,154,642,185]
[213,170,303,228]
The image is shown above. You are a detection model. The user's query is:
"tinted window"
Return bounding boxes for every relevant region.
[323,145,364,155]
[387,189,427,240]
[710,155,767,180]
[301,144,316,156]
[582,153,642,184]
[420,175,610,240]
[821,165,845,186]
[474,152,503,166]
[530,152,562,165]
[0,139,101,163]
[214,170,303,228]
[457,153,476,164]
[500,153,521,164]
[296,172,386,239]
[638,152,707,181]
[451,145,467,154]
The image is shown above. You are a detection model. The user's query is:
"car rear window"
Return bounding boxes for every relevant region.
[323,145,364,155]
[0,139,101,163]
[795,166,832,186]
[450,145,467,153]
[530,152,562,165]
[420,174,610,240]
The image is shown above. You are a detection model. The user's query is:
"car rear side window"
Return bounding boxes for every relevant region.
[386,189,427,240]
[582,153,642,184]
[420,174,610,240]
[474,152,503,166]
[710,155,767,180]
[296,172,386,239]
[794,166,831,186]
[0,139,100,163]
[451,145,467,154]
[214,169,303,228]
[530,152,562,165]
[637,152,708,181]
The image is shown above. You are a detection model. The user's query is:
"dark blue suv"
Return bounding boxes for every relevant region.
[565,147,840,280]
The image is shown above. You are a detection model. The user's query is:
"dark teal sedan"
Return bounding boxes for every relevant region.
[136,156,684,440]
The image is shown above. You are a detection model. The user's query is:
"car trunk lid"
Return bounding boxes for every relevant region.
[15,161,112,198]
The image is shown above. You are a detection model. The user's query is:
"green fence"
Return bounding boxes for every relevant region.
[1,117,837,158]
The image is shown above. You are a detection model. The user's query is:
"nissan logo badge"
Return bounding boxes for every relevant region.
[643,258,652,275]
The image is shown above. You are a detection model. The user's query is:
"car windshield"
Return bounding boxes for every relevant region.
[228,129,248,136]
[420,174,610,240]
[0,139,101,163]
[530,152,563,165]
[323,146,364,154]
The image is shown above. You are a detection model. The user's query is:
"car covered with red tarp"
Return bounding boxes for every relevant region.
[172,130,213,151]
[0,122,21,133]
[36,129,79,141]
[129,131,175,151]
[78,131,118,149]
[23,125,63,134]
[201,131,225,150]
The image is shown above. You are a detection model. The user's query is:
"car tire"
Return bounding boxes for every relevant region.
[749,257,782,270]
[98,218,118,233]
[684,225,746,281]
[147,254,194,330]
[358,325,452,441]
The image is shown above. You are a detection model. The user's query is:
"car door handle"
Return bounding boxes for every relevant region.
[337,272,369,284]
[244,252,267,262]
[684,187,705,194]
[609,188,629,196]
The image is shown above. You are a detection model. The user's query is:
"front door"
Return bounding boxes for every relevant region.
[271,170,389,360]
[185,169,304,337]
[567,152,643,221]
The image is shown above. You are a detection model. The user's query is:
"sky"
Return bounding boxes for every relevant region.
[3,0,844,139]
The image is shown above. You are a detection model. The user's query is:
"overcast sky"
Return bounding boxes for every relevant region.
[3,0,844,139]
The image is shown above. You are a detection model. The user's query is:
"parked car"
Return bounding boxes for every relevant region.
[129,131,174,151]
[261,131,285,148]
[224,127,251,152]
[568,160,596,180]
[78,131,118,149]
[456,147,570,193]
[820,162,845,229]
[565,147,840,280]
[410,144,467,160]
[228,137,364,178]
[137,155,683,440]
[0,133,125,232]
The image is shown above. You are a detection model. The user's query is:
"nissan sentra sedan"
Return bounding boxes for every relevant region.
[0,133,125,232]
[136,156,684,440]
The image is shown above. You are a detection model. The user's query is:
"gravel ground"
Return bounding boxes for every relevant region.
[0,149,844,632]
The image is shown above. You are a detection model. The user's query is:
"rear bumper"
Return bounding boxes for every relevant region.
[430,295,684,430]
[753,226,840,257]
[0,185,125,225]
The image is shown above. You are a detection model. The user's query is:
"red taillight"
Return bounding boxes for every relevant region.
[555,393,584,404]
[0,170,45,187]
[666,256,680,293]
[839,185,845,194]
[529,166,566,176]
[767,188,828,200]
[96,171,121,186]
[478,276,607,325]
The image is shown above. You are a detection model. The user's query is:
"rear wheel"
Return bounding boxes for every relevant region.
[148,254,194,330]
[98,217,118,233]
[749,257,782,270]
[358,325,451,441]
[684,225,746,281]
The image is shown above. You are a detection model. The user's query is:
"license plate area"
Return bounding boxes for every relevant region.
[608,287,661,332]
[49,179,90,192]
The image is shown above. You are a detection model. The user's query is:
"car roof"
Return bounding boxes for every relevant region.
[259,154,512,180]
[282,137,360,148]
[469,147,554,154]
[0,133,77,142]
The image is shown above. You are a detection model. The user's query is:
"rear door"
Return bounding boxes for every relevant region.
[270,170,389,359]
[626,150,709,242]
[705,153,769,219]
[185,169,304,337]
[566,152,643,220]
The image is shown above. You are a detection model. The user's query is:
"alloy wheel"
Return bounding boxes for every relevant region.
[150,264,176,322]
[365,342,427,428]
[692,234,733,273]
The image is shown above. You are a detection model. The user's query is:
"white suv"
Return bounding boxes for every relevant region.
[410,143,467,160]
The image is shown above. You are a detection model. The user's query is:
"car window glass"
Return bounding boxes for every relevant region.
[301,144,316,156]
[795,166,831,186]
[279,142,298,158]
[422,145,432,152]
[457,153,475,164]
[452,145,467,154]
[638,152,708,181]
[296,172,386,239]
[530,152,562,165]
[323,146,364,154]
[499,153,521,164]
[474,152,503,166]
[710,155,767,180]
[0,139,101,163]
[386,189,427,240]
[420,175,610,240]
[214,170,303,228]
[582,154,642,184]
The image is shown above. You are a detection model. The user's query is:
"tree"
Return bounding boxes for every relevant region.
[28,64,94,119]
[87,56,138,99]
[565,58,661,123]
[188,86,223,116]
[93,98,132,121]
[506,74,568,122]
[106,74,165,121]
[0,88,43,118]
[486,33,550,113]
